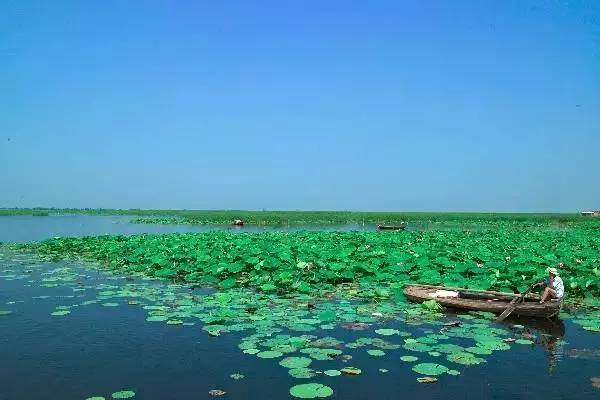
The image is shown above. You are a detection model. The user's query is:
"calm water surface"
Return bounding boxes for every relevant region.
[0,215,375,243]
[0,216,598,399]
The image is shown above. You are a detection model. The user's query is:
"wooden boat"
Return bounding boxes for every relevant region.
[404,284,562,319]
[376,223,406,231]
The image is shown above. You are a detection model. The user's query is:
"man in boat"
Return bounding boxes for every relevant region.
[535,267,564,303]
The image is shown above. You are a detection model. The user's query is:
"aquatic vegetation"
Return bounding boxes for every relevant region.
[289,383,333,399]
[280,356,313,369]
[412,362,449,376]
[340,367,362,375]
[515,339,534,345]
[15,227,600,300]
[572,311,600,333]
[2,218,599,398]
[400,355,419,362]
[111,390,135,399]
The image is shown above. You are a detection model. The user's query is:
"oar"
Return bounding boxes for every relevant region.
[496,281,539,322]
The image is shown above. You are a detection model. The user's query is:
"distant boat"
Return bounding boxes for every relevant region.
[581,211,600,217]
[404,284,562,319]
[233,219,244,226]
[376,223,406,231]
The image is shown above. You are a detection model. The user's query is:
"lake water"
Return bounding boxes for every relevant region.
[0,216,598,399]
[0,215,377,244]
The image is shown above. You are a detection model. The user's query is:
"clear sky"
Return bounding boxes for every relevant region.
[1,1,599,212]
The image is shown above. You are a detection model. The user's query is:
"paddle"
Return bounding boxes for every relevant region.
[496,281,540,322]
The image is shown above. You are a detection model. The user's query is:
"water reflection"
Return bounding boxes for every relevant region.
[502,317,566,372]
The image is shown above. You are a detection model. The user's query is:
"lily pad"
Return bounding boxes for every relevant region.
[257,350,284,359]
[375,328,400,336]
[279,356,313,369]
[515,339,534,345]
[289,383,333,399]
[412,363,449,376]
[111,390,135,399]
[400,355,419,362]
[447,352,486,365]
[288,368,316,379]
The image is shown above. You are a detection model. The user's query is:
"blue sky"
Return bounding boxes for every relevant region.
[1,1,599,212]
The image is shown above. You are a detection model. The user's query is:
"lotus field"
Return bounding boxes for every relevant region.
[3,216,600,398]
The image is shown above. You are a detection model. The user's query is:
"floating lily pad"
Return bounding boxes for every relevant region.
[288,368,316,379]
[400,355,419,362]
[367,349,385,356]
[447,352,486,365]
[289,383,333,399]
[514,339,534,345]
[279,357,312,369]
[111,390,135,399]
[375,328,400,336]
[412,363,449,376]
[323,369,341,377]
[257,350,284,359]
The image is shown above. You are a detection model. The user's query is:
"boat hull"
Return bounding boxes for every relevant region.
[404,284,562,319]
[376,224,406,230]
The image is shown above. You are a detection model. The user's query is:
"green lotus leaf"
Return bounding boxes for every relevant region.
[374,328,400,336]
[288,368,316,379]
[447,352,486,365]
[403,342,433,352]
[279,356,312,369]
[289,383,333,399]
[400,355,419,362]
[412,363,449,376]
[514,339,534,345]
[257,350,284,359]
[111,390,135,399]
